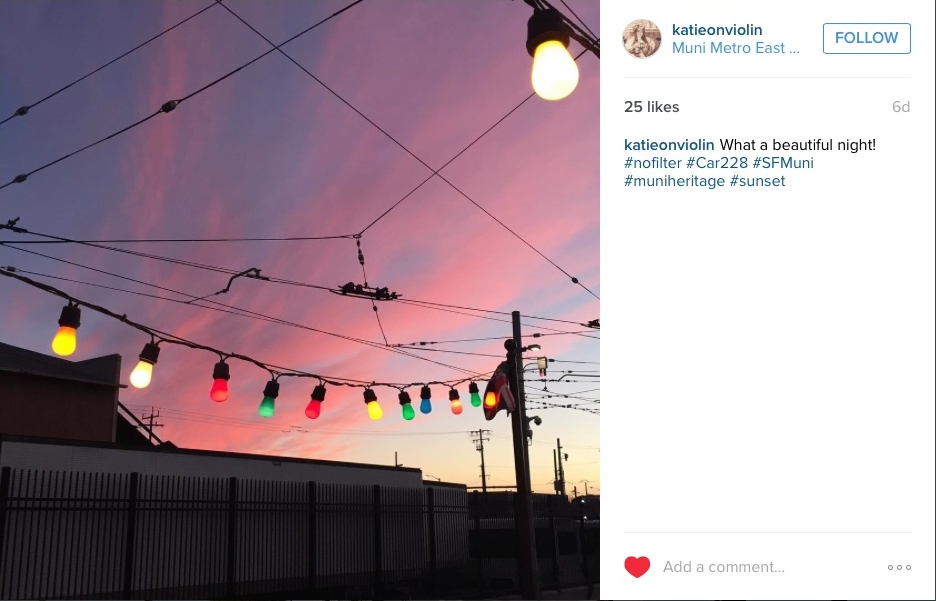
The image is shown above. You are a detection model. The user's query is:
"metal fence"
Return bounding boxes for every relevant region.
[0,467,598,600]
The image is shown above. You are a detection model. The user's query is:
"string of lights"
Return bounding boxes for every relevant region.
[9,262,601,384]
[0,0,366,192]
[0,257,481,376]
[1,267,505,424]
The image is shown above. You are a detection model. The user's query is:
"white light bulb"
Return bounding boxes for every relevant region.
[531,40,579,101]
[130,361,154,389]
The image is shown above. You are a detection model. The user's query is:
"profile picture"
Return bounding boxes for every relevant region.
[623,19,661,58]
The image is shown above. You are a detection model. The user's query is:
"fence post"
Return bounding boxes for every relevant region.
[426,486,437,596]
[372,484,383,601]
[122,472,139,599]
[225,477,238,599]
[0,467,10,598]
[547,500,561,592]
[577,499,592,599]
[471,491,486,593]
[307,481,317,594]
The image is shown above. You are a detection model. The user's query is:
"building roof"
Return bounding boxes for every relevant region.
[0,341,121,387]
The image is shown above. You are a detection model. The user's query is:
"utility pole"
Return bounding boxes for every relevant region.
[556,438,567,497]
[470,429,491,492]
[394,452,402,467]
[140,407,163,443]
[553,450,560,495]
[507,310,540,600]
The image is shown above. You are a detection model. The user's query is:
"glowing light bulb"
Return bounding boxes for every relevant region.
[304,399,322,419]
[210,361,230,402]
[469,382,482,407]
[129,342,160,389]
[130,361,153,389]
[306,385,326,419]
[258,396,275,417]
[210,379,229,402]
[398,390,415,421]
[449,388,463,415]
[531,39,579,100]
[51,326,77,356]
[484,390,498,408]
[51,304,81,356]
[364,388,382,420]
[258,380,279,418]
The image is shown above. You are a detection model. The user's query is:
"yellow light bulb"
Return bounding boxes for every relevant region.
[51,326,77,356]
[130,361,154,389]
[484,391,497,408]
[367,400,383,421]
[531,40,579,101]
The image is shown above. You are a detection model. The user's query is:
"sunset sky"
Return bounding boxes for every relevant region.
[0,0,599,494]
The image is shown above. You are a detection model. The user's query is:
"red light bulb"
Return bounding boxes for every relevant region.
[210,379,229,402]
[305,399,322,419]
[210,361,231,402]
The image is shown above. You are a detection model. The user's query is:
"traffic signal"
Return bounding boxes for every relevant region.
[483,366,516,420]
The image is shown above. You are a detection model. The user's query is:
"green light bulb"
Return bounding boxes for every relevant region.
[470,392,482,407]
[258,396,275,417]
[402,403,415,421]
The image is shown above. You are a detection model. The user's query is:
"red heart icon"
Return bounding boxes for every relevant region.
[625,556,650,578]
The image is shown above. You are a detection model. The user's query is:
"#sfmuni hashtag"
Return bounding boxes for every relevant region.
[730,174,739,186]
[753,156,761,167]
[624,175,633,187]
[624,157,633,168]
[686,156,695,167]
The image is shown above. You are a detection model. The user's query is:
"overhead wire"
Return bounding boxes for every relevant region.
[214,1,598,301]
[0,0,220,127]
[0,254,483,376]
[0,0,367,192]
[1,221,597,333]
[0,266,495,390]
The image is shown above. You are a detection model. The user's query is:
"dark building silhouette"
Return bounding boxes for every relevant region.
[0,341,123,442]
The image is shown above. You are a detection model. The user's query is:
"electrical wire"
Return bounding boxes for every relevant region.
[0,0,366,192]
[5,234,358,244]
[213,1,597,301]
[1,266,496,391]
[555,0,598,42]
[0,259,485,377]
[393,330,597,346]
[1,222,598,334]
[0,1,220,127]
